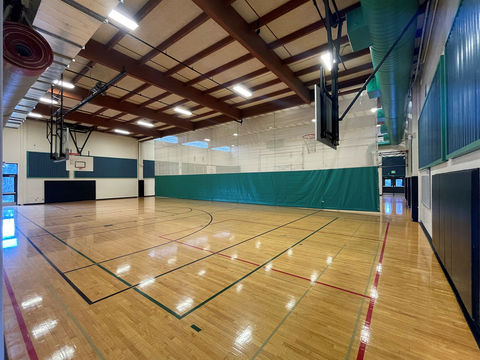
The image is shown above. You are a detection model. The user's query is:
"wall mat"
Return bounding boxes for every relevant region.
[156,167,379,212]
[143,160,154,178]
[75,156,137,178]
[27,151,69,178]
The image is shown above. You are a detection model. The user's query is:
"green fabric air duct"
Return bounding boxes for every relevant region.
[361,0,418,144]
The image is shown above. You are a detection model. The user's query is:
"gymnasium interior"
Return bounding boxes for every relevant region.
[1,0,480,359]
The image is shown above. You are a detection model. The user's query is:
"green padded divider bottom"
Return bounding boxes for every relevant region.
[155,167,379,212]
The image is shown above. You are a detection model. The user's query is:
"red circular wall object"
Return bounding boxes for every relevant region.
[3,21,53,76]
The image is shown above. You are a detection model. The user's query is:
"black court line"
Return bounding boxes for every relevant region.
[62,213,214,274]
[16,205,335,319]
[90,210,327,305]
[15,227,94,304]
[22,207,195,238]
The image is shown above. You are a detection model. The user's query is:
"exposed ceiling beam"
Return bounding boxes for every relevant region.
[267,2,360,49]
[164,36,235,76]
[138,13,209,65]
[79,40,242,120]
[73,0,163,84]
[283,36,350,64]
[185,53,253,86]
[249,0,309,30]
[34,104,164,138]
[118,83,151,101]
[192,0,311,103]
[52,86,194,130]
[162,74,370,137]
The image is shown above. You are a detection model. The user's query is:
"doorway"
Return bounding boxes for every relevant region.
[2,163,18,205]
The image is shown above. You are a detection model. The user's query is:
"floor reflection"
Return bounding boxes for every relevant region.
[3,208,17,248]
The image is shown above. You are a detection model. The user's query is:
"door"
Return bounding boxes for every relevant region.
[2,163,18,205]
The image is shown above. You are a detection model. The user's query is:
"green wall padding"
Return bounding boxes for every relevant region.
[155,167,379,212]
[75,156,137,178]
[27,151,69,178]
[143,160,154,178]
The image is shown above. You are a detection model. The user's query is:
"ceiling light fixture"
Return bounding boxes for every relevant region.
[311,118,316,123]
[204,138,210,142]
[137,120,154,128]
[28,112,43,118]
[39,97,57,104]
[320,52,334,71]
[53,79,75,89]
[114,129,130,135]
[108,9,139,30]
[370,107,380,113]
[233,133,238,136]
[174,107,192,116]
[233,84,252,98]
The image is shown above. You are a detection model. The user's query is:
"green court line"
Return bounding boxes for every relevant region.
[179,217,338,319]
[251,244,345,359]
[46,284,106,360]
[191,324,202,332]
[344,242,381,360]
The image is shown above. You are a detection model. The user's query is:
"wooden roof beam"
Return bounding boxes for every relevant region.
[192,0,311,103]
[52,86,194,130]
[79,40,242,119]
[138,13,209,65]
[73,0,163,84]
[33,104,164,138]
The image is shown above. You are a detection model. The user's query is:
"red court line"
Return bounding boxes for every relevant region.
[173,238,370,299]
[3,270,39,360]
[356,222,390,360]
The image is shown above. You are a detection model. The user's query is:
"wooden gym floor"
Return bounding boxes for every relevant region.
[3,195,479,359]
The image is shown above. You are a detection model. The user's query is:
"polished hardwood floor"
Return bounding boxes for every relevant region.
[3,195,479,359]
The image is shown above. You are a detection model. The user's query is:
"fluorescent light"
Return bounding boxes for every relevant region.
[174,107,192,116]
[204,138,210,142]
[108,9,139,30]
[53,79,74,89]
[137,120,154,127]
[311,118,316,123]
[320,52,333,71]
[114,129,130,135]
[371,107,379,113]
[233,133,238,136]
[28,112,43,118]
[39,97,57,104]
[233,84,252,98]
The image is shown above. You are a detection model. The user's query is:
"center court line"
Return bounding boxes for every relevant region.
[356,222,390,360]
[3,270,39,360]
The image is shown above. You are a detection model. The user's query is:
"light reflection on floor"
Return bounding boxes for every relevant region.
[3,208,17,248]
[382,194,406,216]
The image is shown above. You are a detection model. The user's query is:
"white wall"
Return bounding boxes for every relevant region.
[410,0,480,236]
[3,120,142,204]
[155,93,379,175]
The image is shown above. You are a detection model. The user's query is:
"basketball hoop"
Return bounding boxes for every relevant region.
[68,153,87,170]
[302,133,316,153]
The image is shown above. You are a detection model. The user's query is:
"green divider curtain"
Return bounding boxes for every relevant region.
[156,167,379,212]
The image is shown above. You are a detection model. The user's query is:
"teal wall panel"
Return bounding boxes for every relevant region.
[419,58,445,168]
[445,0,480,158]
[155,167,379,212]
[143,160,154,178]
[75,156,137,178]
[27,152,69,178]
